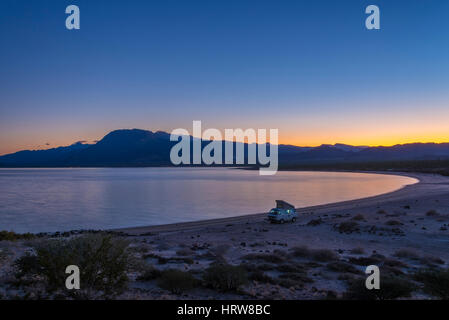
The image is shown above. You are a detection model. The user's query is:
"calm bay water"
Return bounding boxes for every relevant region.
[0,168,417,233]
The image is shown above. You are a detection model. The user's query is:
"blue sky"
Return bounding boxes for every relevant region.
[1,0,449,154]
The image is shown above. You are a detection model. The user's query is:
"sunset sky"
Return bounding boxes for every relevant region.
[1,0,449,155]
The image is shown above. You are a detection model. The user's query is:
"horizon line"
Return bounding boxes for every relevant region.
[1,128,449,157]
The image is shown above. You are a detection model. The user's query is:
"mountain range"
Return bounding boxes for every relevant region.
[1,129,449,167]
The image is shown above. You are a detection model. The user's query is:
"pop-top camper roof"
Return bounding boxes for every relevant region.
[275,200,295,210]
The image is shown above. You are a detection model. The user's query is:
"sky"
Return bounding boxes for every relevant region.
[1,0,449,155]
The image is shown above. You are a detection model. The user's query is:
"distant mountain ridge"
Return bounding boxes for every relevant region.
[1,129,449,167]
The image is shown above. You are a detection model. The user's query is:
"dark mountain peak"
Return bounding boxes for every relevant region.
[70,141,90,148]
[333,143,369,152]
[314,144,342,151]
[98,129,157,147]
[99,129,171,144]
[102,128,152,139]
[1,129,449,167]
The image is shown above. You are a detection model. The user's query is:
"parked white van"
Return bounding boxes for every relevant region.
[268,200,298,223]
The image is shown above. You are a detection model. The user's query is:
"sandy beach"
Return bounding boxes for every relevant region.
[113,171,449,299]
[119,172,449,260]
[2,171,449,299]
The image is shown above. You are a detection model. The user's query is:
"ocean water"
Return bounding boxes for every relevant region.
[0,168,417,233]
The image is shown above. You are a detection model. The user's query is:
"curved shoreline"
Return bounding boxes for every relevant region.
[117,171,437,235]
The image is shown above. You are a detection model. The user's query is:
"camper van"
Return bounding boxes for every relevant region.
[268,200,298,223]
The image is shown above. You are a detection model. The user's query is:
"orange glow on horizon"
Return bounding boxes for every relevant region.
[281,136,449,148]
[2,133,449,156]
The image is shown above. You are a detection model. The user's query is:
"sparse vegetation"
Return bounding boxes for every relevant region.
[414,268,449,299]
[176,248,194,256]
[276,263,307,273]
[157,269,197,294]
[348,255,382,266]
[290,246,338,262]
[0,247,11,261]
[203,263,248,292]
[335,221,360,234]
[278,272,313,285]
[247,270,275,284]
[310,249,339,262]
[394,249,420,260]
[426,210,439,217]
[14,234,131,296]
[344,276,416,300]
[210,244,230,257]
[145,252,194,265]
[385,220,403,226]
[307,218,323,226]
[137,265,162,281]
[351,214,365,221]
[0,231,35,242]
[350,247,365,255]
[419,256,445,267]
[290,246,311,258]
[327,261,360,274]
[241,252,285,263]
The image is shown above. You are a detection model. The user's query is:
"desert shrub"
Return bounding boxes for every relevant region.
[137,265,162,281]
[145,253,194,265]
[351,214,365,221]
[307,218,323,226]
[241,252,285,263]
[378,277,416,299]
[394,249,420,260]
[14,234,130,296]
[426,210,439,217]
[157,269,197,294]
[382,266,405,276]
[14,252,42,279]
[278,272,313,283]
[0,247,11,261]
[419,256,445,266]
[348,255,382,266]
[290,246,338,262]
[371,253,386,260]
[248,270,275,284]
[256,263,276,271]
[276,263,307,273]
[276,278,298,289]
[384,258,407,268]
[310,249,339,262]
[290,246,311,258]
[0,231,34,242]
[350,247,365,255]
[336,221,360,234]
[176,248,194,256]
[203,263,248,292]
[338,273,357,281]
[326,261,360,274]
[272,249,288,257]
[240,263,258,273]
[344,276,415,300]
[414,268,449,299]
[210,244,230,257]
[385,220,403,226]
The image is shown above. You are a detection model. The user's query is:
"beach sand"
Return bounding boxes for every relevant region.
[112,172,449,299]
[119,172,449,259]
